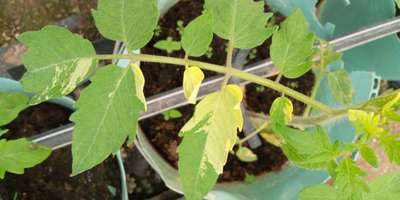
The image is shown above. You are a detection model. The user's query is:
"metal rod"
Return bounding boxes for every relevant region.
[29,16,400,149]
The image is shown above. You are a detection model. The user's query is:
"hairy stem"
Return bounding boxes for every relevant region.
[222,41,234,87]
[303,72,323,117]
[97,53,334,114]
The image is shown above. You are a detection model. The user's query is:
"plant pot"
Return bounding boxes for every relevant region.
[128,1,382,199]
[0,78,129,200]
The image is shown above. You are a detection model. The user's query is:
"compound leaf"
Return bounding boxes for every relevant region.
[205,0,275,49]
[92,0,159,50]
[182,12,214,57]
[365,172,400,200]
[334,158,368,200]
[0,92,29,126]
[328,69,353,105]
[178,85,243,200]
[0,138,51,179]
[380,134,400,165]
[183,66,204,104]
[18,26,96,104]
[71,65,145,175]
[348,110,384,137]
[270,9,316,78]
[359,144,378,168]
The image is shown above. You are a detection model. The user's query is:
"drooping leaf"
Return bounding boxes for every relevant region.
[18,26,97,104]
[182,12,214,57]
[0,138,51,179]
[334,158,368,200]
[183,66,204,104]
[71,65,145,175]
[0,92,29,126]
[269,96,293,127]
[92,0,159,50]
[270,9,316,78]
[178,85,243,200]
[205,0,275,49]
[328,69,353,105]
[236,146,257,162]
[348,110,385,137]
[359,144,378,168]
[299,184,337,200]
[153,37,181,54]
[364,172,400,200]
[273,125,338,169]
[380,134,400,165]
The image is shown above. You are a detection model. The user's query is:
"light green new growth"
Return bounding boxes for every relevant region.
[154,37,181,54]
[162,109,182,121]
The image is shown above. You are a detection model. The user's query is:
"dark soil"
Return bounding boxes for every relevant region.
[140,0,226,97]
[140,0,291,182]
[0,103,123,200]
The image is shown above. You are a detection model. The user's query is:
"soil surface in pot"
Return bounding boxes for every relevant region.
[140,0,226,97]
[0,103,122,200]
[139,1,310,182]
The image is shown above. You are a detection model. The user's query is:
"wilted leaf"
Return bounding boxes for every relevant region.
[92,0,159,50]
[270,9,316,78]
[183,66,204,104]
[18,26,96,104]
[71,65,145,175]
[0,138,51,179]
[178,85,243,200]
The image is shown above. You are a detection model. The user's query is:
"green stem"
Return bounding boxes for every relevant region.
[222,41,234,87]
[238,121,269,145]
[303,73,323,117]
[97,53,334,114]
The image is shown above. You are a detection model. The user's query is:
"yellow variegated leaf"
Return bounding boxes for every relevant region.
[183,66,205,104]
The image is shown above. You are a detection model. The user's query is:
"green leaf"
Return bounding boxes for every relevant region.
[328,69,353,105]
[0,92,29,126]
[270,9,316,78]
[362,90,400,109]
[0,138,51,179]
[18,26,96,104]
[183,66,204,104]
[273,125,338,169]
[382,92,400,122]
[299,184,337,200]
[205,0,275,49]
[92,0,159,50]
[153,37,181,54]
[182,12,214,57]
[380,134,400,165]
[269,96,293,127]
[334,158,368,200]
[359,144,378,168]
[178,85,243,200]
[396,0,400,9]
[71,65,145,175]
[348,110,384,137]
[236,146,257,162]
[364,172,400,200]
[162,109,182,121]
[0,129,8,137]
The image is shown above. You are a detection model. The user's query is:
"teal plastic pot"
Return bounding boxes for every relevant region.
[0,77,129,200]
[129,0,381,199]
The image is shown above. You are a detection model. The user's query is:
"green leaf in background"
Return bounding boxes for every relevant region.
[92,0,159,50]
[162,109,182,121]
[183,66,204,104]
[18,26,96,104]
[182,12,213,57]
[178,85,243,200]
[380,134,400,165]
[0,129,8,137]
[397,0,400,9]
[359,144,378,168]
[299,184,337,200]
[273,125,338,170]
[270,9,316,79]
[0,138,51,179]
[236,146,257,162]
[269,96,293,127]
[205,0,275,49]
[334,158,368,200]
[153,37,181,54]
[364,172,400,200]
[328,69,353,105]
[0,92,29,126]
[348,110,384,137]
[71,65,145,175]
